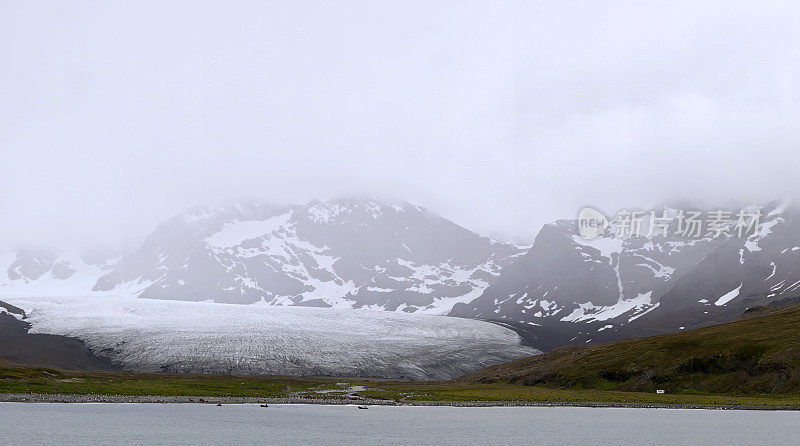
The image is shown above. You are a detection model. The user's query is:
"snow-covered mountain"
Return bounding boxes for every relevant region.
[0,248,119,298]
[0,199,533,378]
[451,200,800,350]
[11,196,799,357]
[2,197,523,315]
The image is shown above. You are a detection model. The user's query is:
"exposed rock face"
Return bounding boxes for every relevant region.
[0,300,119,370]
[451,201,800,350]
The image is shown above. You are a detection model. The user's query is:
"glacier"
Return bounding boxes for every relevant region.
[5,296,538,380]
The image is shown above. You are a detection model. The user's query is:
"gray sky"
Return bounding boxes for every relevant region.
[2,0,800,250]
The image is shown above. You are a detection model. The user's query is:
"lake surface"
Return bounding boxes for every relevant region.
[1,403,798,445]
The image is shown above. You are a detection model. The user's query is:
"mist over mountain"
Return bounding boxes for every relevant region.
[4,2,800,254]
[2,197,523,315]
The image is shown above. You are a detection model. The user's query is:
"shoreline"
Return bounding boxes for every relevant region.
[2,393,800,410]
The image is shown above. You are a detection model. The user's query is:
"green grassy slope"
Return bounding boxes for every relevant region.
[459,304,800,394]
[4,360,800,407]
[0,360,340,397]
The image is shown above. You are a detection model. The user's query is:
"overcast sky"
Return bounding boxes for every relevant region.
[2,0,800,249]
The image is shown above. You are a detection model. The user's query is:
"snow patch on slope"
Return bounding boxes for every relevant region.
[571,235,623,259]
[561,291,655,323]
[205,212,293,248]
[715,283,743,306]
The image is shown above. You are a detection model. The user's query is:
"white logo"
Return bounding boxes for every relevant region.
[577,207,609,240]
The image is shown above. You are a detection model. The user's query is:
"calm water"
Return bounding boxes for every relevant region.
[1,403,799,445]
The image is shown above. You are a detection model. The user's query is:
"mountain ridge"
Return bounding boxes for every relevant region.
[1,197,524,315]
[451,199,800,351]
